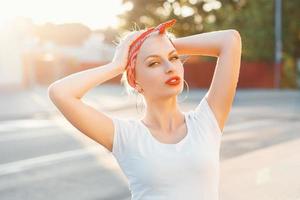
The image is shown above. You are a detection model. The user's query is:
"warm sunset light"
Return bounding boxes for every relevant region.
[0,1,299,200]
[0,0,133,29]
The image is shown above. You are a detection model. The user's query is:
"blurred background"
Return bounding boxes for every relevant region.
[0,0,299,200]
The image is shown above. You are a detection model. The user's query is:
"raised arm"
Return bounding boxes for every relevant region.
[48,31,143,152]
[48,62,122,152]
[172,30,242,132]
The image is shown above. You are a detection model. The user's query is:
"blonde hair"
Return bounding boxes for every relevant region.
[113,24,190,113]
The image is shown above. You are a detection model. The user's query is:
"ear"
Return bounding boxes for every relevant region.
[135,82,144,93]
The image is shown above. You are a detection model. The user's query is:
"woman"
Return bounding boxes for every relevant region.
[48,19,241,200]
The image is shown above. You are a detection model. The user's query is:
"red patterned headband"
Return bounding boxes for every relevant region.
[125,18,177,89]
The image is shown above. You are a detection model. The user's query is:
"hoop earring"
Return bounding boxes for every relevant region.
[178,79,189,103]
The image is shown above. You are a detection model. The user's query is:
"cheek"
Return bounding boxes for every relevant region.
[141,70,162,87]
[136,66,158,85]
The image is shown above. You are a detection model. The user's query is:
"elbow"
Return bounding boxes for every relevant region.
[227,29,242,46]
[221,29,242,53]
[229,29,241,40]
[48,84,58,102]
[48,83,64,102]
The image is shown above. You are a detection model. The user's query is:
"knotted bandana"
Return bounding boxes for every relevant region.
[125,19,177,89]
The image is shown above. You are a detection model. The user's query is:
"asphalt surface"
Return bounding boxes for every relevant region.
[0,85,299,200]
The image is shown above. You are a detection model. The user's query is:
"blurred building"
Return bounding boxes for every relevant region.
[0,18,116,90]
[0,17,34,90]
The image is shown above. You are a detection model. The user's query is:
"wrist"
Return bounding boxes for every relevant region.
[171,38,185,55]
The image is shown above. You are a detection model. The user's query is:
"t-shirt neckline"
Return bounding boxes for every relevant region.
[138,112,190,146]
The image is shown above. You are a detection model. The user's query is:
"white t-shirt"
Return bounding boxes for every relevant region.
[111,96,223,200]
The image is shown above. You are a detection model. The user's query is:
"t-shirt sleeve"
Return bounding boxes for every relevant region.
[193,96,223,142]
[111,117,132,161]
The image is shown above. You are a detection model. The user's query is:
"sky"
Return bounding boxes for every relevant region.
[0,0,133,30]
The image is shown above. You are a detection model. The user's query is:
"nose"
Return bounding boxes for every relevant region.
[164,60,176,73]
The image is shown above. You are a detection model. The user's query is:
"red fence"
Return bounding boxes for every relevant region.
[106,60,279,89]
[22,55,280,88]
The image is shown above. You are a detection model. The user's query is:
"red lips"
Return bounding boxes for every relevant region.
[165,76,181,85]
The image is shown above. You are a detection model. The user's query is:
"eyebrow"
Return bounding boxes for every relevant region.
[144,49,177,62]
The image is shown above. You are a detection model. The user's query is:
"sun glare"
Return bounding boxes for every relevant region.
[0,0,131,29]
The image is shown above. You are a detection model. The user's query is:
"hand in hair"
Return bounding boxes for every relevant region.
[111,31,144,73]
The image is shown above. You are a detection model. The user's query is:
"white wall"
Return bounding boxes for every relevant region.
[0,23,23,86]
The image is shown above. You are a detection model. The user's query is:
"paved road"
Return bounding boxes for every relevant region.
[0,85,299,199]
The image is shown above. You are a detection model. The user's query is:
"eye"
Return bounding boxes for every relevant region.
[148,56,179,67]
[149,61,159,67]
[171,55,179,61]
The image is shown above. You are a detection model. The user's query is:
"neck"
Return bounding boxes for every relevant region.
[141,96,184,133]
